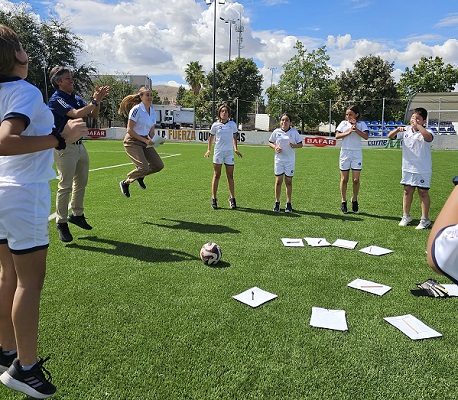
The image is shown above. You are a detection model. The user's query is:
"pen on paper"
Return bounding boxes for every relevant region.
[361,285,383,288]
[402,318,418,334]
[286,240,300,244]
[318,239,322,244]
[251,291,255,301]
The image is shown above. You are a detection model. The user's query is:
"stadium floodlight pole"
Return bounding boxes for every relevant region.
[220,17,237,61]
[206,0,226,123]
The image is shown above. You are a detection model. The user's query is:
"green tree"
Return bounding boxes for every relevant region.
[201,58,263,124]
[0,6,95,102]
[176,85,186,105]
[185,61,205,96]
[397,56,458,101]
[333,55,400,122]
[267,41,334,133]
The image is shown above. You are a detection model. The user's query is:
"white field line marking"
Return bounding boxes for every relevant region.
[48,153,181,220]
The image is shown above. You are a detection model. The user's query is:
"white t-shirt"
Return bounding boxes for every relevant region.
[210,120,238,152]
[432,224,458,285]
[0,78,55,184]
[396,126,434,174]
[336,120,369,150]
[128,103,156,137]
[269,127,302,162]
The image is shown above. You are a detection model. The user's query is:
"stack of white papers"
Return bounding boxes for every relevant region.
[304,237,331,247]
[232,287,278,308]
[384,314,442,340]
[332,239,358,249]
[442,284,458,296]
[347,278,391,296]
[147,133,166,147]
[359,246,393,256]
[281,238,304,247]
[310,307,348,331]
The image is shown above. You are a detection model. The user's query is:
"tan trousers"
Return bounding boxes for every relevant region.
[54,143,89,223]
[123,135,164,184]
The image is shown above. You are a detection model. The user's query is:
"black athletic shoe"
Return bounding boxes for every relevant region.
[119,180,130,198]
[341,201,348,214]
[272,202,280,212]
[0,348,16,373]
[285,202,293,213]
[137,178,146,190]
[56,223,73,242]
[68,214,92,230]
[351,200,359,213]
[229,198,237,209]
[0,357,56,399]
[211,198,218,209]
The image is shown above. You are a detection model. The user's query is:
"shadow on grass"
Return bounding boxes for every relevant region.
[143,218,240,234]
[206,260,230,269]
[66,236,198,263]
[234,207,301,217]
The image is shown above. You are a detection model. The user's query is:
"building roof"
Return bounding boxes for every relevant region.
[405,92,458,123]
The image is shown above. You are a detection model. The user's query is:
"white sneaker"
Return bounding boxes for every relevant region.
[416,218,432,230]
[398,215,412,227]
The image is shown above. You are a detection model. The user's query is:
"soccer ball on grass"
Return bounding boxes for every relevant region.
[200,242,222,265]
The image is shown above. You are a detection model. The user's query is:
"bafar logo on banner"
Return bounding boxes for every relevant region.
[304,136,336,147]
[87,129,107,139]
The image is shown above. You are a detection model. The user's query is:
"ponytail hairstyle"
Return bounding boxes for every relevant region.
[347,105,361,121]
[118,86,151,117]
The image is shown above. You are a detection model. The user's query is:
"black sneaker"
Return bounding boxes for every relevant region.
[137,178,146,190]
[68,213,92,230]
[211,198,218,209]
[273,202,280,212]
[285,202,293,213]
[0,348,16,373]
[119,180,130,198]
[228,198,237,209]
[341,201,348,214]
[351,199,359,213]
[0,357,56,399]
[56,223,73,242]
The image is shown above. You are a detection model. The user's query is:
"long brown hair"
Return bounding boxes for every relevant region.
[0,24,27,76]
[118,86,151,117]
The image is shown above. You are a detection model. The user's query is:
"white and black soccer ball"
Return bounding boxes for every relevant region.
[200,242,222,265]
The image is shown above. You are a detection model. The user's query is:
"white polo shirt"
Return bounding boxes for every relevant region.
[210,120,238,152]
[0,78,55,184]
[396,126,434,174]
[128,103,156,137]
[269,127,302,163]
[336,120,369,150]
[432,224,458,285]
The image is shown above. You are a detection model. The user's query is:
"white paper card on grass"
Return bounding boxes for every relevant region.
[332,239,358,250]
[281,238,304,247]
[310,307,348,331]
[359,246,393,256]
[442,284,458,296]
[232,287,278,308]
[304,237,331,247]
[384,314,442,340]
[347,278,391,296]
[147,133,166,148]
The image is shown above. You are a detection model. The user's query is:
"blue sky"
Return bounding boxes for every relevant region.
[4,0,458,92]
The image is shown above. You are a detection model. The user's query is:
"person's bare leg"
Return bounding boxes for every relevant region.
[0,244,17,352]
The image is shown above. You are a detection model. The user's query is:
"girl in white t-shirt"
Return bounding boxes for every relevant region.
[205,104,242,209]
[335,105,369,214]
[0,25,86,398]
[268,113,303,212]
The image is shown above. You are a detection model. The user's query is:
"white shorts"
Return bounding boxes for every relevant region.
[400,171,431,189]
[339,149,362,171]
[213,149,234,165]
[431,224,458,284]
[0,183,50,253]
[275,158,295,177]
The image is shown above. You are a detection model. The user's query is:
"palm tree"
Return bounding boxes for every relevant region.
[185,61,205,96]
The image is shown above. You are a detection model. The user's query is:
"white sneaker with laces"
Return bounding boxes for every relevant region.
[398,215,412,227]
[415,218,431,230]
